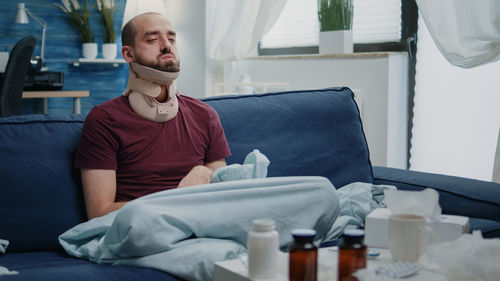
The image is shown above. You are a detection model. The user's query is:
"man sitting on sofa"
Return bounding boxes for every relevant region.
[74,12,231,220]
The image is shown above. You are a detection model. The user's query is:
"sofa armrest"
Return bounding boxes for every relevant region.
[373,166,500,223]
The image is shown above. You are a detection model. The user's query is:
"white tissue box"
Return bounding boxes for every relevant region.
[365,208,470,248]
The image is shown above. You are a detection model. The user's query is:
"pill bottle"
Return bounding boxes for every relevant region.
[288,229,318,281]
[247,218,279,279]
[338,229,367,281]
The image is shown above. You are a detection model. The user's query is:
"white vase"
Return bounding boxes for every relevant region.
[319,30,353,54]
[82,43,98,59]
[102,43,117,59]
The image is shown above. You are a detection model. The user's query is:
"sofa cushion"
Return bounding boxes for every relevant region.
[0,251,181,281]
[469,218,500,238]
[203,87,373,188]
[372,166,500,223]
[0,115,87,252]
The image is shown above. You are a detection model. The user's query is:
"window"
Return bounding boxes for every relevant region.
[259,0,416,55]
[260,0,319,49]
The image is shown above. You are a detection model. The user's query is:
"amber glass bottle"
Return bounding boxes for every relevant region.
[338,229,367,281]
[288,229,318,281]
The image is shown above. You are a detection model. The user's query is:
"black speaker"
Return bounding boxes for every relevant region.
[24,71,64,91]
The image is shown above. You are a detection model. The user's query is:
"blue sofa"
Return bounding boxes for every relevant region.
[0,87,499,280]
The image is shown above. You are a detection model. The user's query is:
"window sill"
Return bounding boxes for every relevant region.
[248,51,406,60]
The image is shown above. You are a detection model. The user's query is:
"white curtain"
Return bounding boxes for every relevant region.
[416,0,500,68]
[411,16,500,181]
[207,0,287,60]
[494,128,500,183]
[412,1,500,181]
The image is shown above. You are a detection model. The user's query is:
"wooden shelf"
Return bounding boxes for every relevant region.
[71,58,127,67]
[22,91,89,114]
[22,90,89,98]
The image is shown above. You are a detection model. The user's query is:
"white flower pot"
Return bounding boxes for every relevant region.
[82,43,98,59]
[102,43,117,59]
[319,30,353,54]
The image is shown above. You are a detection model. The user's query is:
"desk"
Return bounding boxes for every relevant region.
[22,91,89,114]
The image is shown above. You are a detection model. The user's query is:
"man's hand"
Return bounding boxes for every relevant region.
[177,165,214,188]
[177,159,227,188]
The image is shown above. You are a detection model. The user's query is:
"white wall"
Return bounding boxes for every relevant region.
[226,53,409,168]
[164,0,206,99]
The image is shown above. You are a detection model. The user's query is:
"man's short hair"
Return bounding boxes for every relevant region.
[121,12,163,47]
[121,20,135,47]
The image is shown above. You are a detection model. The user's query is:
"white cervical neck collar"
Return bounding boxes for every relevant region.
[122,62,180,122]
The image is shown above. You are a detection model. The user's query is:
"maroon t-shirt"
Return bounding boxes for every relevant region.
[74,95,231,201]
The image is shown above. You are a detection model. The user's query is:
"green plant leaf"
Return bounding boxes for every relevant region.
[318,0,353,32]
[56,0,95,43]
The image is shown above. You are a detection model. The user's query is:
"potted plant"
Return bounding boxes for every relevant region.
[317,0,354,54]
[97,0,117,59]
[55,0,97,59]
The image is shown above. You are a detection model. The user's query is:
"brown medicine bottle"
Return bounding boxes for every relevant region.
[288,229,318,281]
[338,229,367,281]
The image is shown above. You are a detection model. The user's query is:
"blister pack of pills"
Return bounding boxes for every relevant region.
[374,261,422,278]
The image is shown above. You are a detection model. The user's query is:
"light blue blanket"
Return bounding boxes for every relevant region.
[327,181,395,238]
[60,176,339,281]
[59,150,395,281]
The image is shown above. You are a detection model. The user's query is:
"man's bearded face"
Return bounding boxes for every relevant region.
[135,49,180,73]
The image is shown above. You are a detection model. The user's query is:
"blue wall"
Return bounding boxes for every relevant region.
[0,0,127,115]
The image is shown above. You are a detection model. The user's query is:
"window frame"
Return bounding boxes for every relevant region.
[258,0,418,56]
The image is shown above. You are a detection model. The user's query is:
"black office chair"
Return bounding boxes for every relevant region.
[0,36,36,117]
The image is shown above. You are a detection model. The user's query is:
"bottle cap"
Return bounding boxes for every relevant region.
[291,229,316,237]
[342,229,365,244]
[252,218,275,232]
[291,229,316,243]
[343,229,364,237]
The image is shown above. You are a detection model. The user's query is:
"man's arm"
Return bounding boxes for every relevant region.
[82,160,226,218]
[177,159,227,188]
[81,169,128,220]
[205,159,227,171]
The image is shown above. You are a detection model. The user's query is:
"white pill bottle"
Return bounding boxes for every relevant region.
[247,218,280,279]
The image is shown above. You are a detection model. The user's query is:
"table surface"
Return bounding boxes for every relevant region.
[214,247,445,281]
[22,91,89,98]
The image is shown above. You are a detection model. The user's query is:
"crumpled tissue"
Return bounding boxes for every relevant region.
[0,239,8,255]
[0,267,19,276]
[0,239,19,276]
[419,231,500,281]
[211,149,270,183]
[384,188,441,222]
